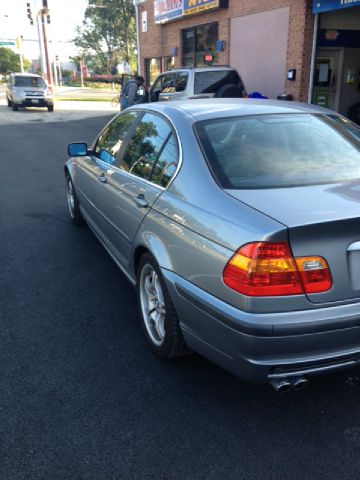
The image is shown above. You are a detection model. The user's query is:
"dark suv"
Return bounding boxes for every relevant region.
[149,66,247,103]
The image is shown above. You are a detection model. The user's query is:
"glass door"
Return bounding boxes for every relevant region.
[313,49,344,111]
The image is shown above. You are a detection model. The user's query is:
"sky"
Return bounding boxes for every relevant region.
[0,0,88,61]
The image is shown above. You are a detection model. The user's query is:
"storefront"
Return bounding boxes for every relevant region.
[137,0,360,122]
[140,0,231,84]
[311,0,360,122]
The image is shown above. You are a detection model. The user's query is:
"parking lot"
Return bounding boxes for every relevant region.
[2,104,360,480]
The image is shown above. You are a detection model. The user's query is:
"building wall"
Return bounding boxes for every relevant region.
[230,7,290,98]
[138,0,315,101]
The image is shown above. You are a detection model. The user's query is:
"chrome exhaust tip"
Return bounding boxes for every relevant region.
[290,376,309,391]
[269,378,292,393]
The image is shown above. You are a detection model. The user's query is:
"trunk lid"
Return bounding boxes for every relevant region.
[226,182,360,304]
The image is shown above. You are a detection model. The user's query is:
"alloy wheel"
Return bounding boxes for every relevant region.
[67,179,75,219]
[140,263,166,346]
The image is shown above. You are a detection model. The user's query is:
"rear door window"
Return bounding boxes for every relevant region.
[151,134,179,187]
[94,112,139,165]
[194,70,243,94]
[119,113,171,180]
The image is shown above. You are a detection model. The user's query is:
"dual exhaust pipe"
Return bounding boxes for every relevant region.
[270,376,309,393]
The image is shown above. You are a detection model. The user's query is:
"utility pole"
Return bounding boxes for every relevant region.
[16,36,24,73]
[79,57,84,88]
[40,0,53,87]
[134,0,143,76]
[36,14,46,76]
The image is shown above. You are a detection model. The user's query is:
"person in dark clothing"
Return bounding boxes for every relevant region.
[120,76,146,110]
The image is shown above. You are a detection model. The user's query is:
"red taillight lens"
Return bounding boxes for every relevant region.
[295,257,332,294]
[223,242,332,297]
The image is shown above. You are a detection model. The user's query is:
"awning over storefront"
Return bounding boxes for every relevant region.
[313,0,360,14]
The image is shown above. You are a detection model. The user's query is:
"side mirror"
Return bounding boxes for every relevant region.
[68,142,88,157]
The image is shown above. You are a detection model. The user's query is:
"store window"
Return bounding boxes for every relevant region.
[164,56,175,71]
[145,58,161,85]
[182,23,218,67]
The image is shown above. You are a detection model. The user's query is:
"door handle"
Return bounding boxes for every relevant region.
[135,193,149,209]
[98,173,107,183]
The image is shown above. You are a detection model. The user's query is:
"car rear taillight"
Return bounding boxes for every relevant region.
[295,257,332,294]
[223,242,332,297]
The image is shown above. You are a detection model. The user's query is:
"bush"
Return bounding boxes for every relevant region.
[84,81,118,89]
[84,75,122,85]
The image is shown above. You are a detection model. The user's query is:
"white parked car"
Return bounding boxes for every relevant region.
[6,73,54,112]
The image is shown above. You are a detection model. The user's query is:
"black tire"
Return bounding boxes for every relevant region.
[214,83,244,98]
[7,97,12,107]
[12,104,18,111]
[137,252,190,358]
[348,103,360,126]
[47,105,54,112]
[66,175,85,225]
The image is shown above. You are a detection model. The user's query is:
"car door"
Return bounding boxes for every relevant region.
[161,71,189,101]
[74,111,140,251]
[149,75,164,102]
[158,72,177,102]
[97,112,174,265]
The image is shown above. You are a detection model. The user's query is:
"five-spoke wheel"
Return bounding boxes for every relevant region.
[137,253,190,358]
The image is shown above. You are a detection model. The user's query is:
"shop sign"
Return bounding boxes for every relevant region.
[313,0,360,14]
[325,30,339,40]
[154,0,228,23]
[314,91,329,107]
[184,0,228,15]
[154,0,183,24]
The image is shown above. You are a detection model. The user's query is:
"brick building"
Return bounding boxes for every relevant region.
[137,0,360,119]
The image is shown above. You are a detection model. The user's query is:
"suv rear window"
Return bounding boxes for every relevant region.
[195,114,360,189]
[194,70,243,95]
[14,76,46,88]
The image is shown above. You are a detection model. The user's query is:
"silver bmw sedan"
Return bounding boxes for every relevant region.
[65,99,360,392]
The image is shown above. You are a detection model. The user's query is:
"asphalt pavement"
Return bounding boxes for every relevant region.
[1,104,360,480]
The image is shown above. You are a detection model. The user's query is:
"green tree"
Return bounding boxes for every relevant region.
[73,0,137,74]
[0,47,31,74]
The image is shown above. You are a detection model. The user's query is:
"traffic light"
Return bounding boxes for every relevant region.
[47,14,50,23]
[26,2,34,25]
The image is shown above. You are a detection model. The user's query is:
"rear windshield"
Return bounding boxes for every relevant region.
[194,70,244,95]
[14,76,46,88]
[195,114,360,189]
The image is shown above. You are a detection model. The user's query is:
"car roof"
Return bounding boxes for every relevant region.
[131,99,334,122]
[162,66,234,74]
[10,73,42,78]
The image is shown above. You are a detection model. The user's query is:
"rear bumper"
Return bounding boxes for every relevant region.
[162,269,360,383]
